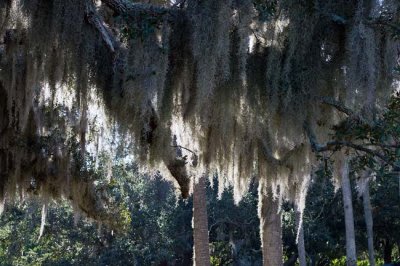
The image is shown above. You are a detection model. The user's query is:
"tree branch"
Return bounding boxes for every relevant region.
[86,1,117,53]
[166,157,190,198]
[303,121,398,167]
[327,141,388,162]
[303,121,326,152]
[143,107,191,199]
[171,145,196,156]
[319,96,353,116]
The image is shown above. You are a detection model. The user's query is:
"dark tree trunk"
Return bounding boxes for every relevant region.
[310,255,316,266]
[384,239,393,264]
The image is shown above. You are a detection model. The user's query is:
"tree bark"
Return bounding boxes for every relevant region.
[259,186,283,266]
[340,158,357,266]
[193,175,210,266]
[362,180,375,266]
[295,208,307,266]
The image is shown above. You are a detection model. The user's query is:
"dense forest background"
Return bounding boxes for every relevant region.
[1,158,400,265]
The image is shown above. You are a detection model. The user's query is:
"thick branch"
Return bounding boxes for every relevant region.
[325,141,388,162]
[144,107,191,199]
[319,96,353,116]
[303,121,326,152]
[166,157,190,198]
[86,2,117,53]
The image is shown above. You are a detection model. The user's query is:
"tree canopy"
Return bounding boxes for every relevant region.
[0,0,399,225]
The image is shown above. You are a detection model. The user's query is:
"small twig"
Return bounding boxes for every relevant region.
[171,145,196,156]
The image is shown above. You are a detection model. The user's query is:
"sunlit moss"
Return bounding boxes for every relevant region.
[0,0,398,224]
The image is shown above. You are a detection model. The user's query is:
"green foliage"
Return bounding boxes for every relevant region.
[331,257,383,266]
[0,202,94,266]
[210,242,233,266]
[0,162,195,265]
[2,162,400,265]
[300,170,345,264]
[370,172,400,262]
[207,180,262,265]
[0,170,265,265]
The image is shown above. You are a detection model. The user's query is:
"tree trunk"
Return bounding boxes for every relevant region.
[362,180,375,266]
[193,175,210,266]
[310,255,316,266]
[295,208,307,266]
[259,186,283,266]
[341,158,357,266]
[383,239,393,264]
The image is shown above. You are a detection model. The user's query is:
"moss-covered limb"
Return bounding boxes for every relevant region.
[86,1,117,53]
[101,0,184,21]
[162,141,192,198]
[166,157,190,198]
[146,107,192,199]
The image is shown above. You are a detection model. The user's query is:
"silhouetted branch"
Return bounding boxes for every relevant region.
[319,96,353,116]
[303,121,399,168]
[86,1,117,53]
